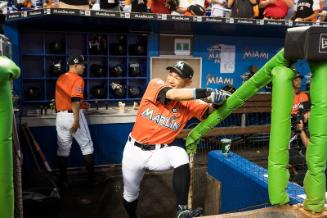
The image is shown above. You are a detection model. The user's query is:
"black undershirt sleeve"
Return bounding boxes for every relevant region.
[71,97,81,102]
[157,87,172,104]
[202,108,210,119]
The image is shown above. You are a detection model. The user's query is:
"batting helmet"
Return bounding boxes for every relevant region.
[129,44,146,56]
[90,64,106,77]
[110,82,125,98]
[110,65,124,77]
[129,63,140,77]
[25,87,41,100]
[49,41,65,54]
[129,86,141,98]
[88,35,107,55]
[110,43,126,55]
[91,85,106,98]
[49,59,65,77]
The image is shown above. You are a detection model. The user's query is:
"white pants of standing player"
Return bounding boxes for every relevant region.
[56,109,94,157]
[122,134,189,202]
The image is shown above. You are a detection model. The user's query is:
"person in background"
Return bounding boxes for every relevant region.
[259,0,293,19]
[291,73,309,115]
[174,0,207,16]
[147,0,174,14]
[55,55,95,191]
[284,0,298,19]
[292,0,320,22]
[289,101,310,185]
[58,0,90,9]
[227,0,257,18]
[124,0,150,12]
[91,0,121,11]
[290,101,327,187]
[208,0,227,17]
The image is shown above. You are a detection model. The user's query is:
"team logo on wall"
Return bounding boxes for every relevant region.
[207,44,235,74]
[206,73,233,86]
[243,48,269,60]
[207,44,222,63]
[319,34,327,53]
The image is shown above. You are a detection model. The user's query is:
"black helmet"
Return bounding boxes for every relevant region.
[90,64,106,77]
[110,65,124,77]
[49,41,65,54]
[88,35,107,55]
[111,82,125,98]
[129,63,140,77]
[129,86,141,98]
[91,85,106,98]
[49,59,65,77]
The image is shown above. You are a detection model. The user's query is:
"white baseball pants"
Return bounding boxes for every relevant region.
[56,110,94,157]
[122,135,189,202]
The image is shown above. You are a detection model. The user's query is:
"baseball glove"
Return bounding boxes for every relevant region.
[188,4,206,16]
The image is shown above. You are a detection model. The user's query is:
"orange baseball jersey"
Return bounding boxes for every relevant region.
[55,71,84,111]
[292,92,309,115]
[131,79,209,145]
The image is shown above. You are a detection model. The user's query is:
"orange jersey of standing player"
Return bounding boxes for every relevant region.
[55,71,84,111]
[131,79,209,145]
[291,92,309,115]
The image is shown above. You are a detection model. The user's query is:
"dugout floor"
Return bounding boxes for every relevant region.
[59,166,186,218]
[58,145,269,218]
[23,145,270,218]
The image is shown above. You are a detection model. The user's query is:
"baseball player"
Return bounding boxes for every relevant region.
[55,55,94,189]
[122,61,230,218]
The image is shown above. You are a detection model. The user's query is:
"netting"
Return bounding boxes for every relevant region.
[191,112,271,168]
[188,111,272,210]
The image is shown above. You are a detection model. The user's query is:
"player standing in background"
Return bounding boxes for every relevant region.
[291,73,309,115]
[55,55,94,191]
[122,61,230,218]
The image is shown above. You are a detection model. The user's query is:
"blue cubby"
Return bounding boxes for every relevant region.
[18,30,148,104]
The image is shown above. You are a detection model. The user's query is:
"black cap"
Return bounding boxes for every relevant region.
[166,61,194,79]
[68,55,85,65]
[294,73,304,79]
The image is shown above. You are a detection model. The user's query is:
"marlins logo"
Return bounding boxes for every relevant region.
[175,61,184,70]
[319,34,327,53]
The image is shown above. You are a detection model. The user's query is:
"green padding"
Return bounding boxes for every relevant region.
[303,62,327,213]
[268,66,294,205]
[186,49,288,154]
[0,56,21,218]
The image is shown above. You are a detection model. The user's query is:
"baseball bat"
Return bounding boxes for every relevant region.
[21,123,41,171]
[13,114,23,218]
[188,154,194,209]
[22,123,52,172]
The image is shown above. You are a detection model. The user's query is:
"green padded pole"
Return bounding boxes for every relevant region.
[268,66,294,205]
[0,56,21,218]
[186,49,288,154]
[303,62,327,213]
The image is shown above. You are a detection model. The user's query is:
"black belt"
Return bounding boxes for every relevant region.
[128,136,166,151]
[57,110,73,113]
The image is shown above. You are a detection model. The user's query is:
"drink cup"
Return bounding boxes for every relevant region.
[221,138,231,155]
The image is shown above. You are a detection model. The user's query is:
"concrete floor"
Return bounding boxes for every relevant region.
[23,141,270,218]
[59,168,196,218]
[59,164,215,218]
